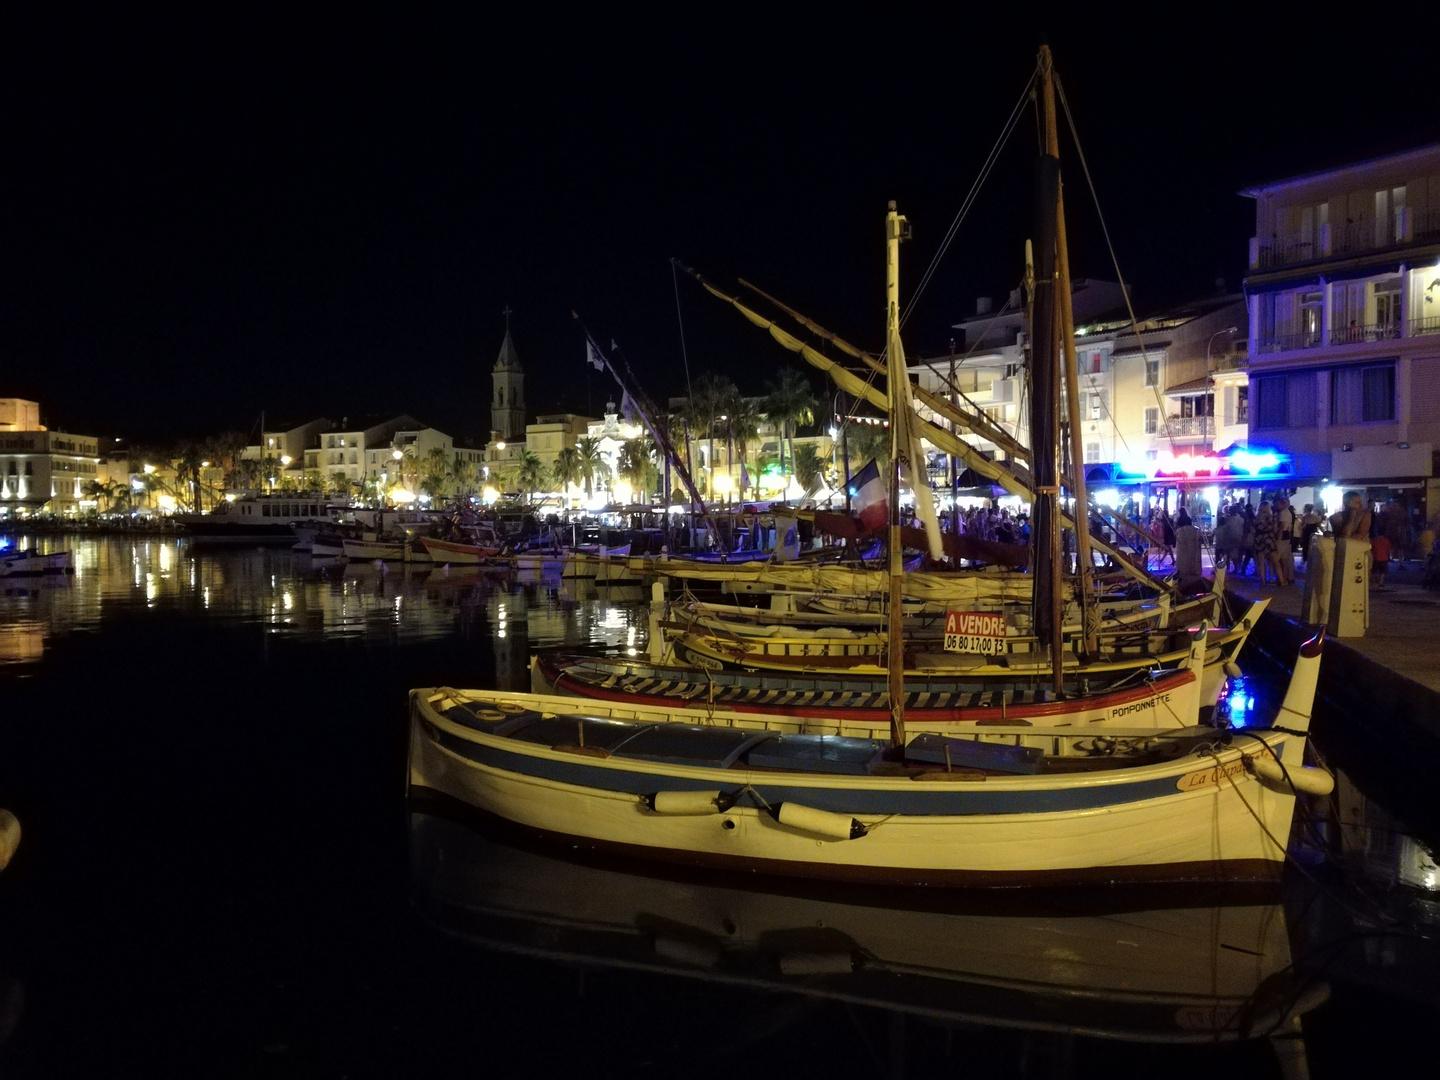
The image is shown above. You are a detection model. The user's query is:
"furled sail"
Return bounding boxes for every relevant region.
[697,279,1166,591]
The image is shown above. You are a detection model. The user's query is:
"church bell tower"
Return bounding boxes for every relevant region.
[490,306,526,444]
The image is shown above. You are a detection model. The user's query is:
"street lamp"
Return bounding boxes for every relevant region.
[1204,327,1238,449]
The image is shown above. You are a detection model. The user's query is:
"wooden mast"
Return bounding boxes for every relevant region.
[885,201,908,749]
[1039,45,1099,657]
[1027,60,1064,694]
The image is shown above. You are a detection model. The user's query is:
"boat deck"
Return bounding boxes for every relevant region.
[436,700,1196,779]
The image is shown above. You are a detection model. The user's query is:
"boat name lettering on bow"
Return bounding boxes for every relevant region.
[1108,693,1171,719]
[943,612,1007,655]
[1175,759,1248,792]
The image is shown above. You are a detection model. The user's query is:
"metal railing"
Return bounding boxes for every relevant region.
[1253,208,1440,270]
[1257,329,1323,353]
[1409,315,1440,337]
[1329,320,1402,345]
[1163,416,1211,438]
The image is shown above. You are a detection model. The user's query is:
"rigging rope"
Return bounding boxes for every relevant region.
[900,68,1038,331]
[1054,74,1176,455]
[670,258,694,397]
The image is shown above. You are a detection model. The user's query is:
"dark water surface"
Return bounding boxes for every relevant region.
[0,537,1435,1077]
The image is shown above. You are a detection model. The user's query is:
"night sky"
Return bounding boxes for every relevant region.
[5,11,1438,447]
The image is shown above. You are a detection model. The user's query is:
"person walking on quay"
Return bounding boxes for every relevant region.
[1174,508,1203,588]
[1214,506,1244,574]
[1148,508,1175,569]
[1331,491,1372,541]
[1371,529,1392,590]
[1254,501,1283,585]
[1274,496,1296,584]
[1275,497,1297,581]
[1381,498,1410,563]
[1299,503,1323,565]
[1237,503,1256,577]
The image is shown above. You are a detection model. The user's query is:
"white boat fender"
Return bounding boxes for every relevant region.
[1247,755,1335,796]
[653,936,724,968]
[1223,660,1242,679]
[648,791,735,816]
[776,802,867,841]
[0,808,20,871]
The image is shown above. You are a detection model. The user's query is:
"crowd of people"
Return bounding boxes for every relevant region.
[950,505,1031,546]
[1136,491,1428,589]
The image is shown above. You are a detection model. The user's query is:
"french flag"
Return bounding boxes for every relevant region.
[849,460,887,531]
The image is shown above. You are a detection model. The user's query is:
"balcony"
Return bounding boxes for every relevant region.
[1329,321,1402,346]
[1251,207,1440,271]
[1257,329,1323,354]
[1409,315,1440,338]
[1163,415,1213,440]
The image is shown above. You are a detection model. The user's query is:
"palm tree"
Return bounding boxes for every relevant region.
[389,445,420,495]
[791,443,830,497]
[82,478,106,515]
[724,396,762,496]
[450,453,479,502]
[763,367,819,479]
[575,436,611,498]
[551,446,582,503]
[260,454,285,493]
[686,373,733,497]
[516,449,546,505]
[173,441,206,510]
[616,436,658,503]
[330,470,350,497]
[843,418,890,475]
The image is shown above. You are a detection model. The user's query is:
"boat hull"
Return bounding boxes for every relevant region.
[419,537,500,565]
[0,550,73,577]
[533,652,1204,730]
[342,538,432,563]
[408,691,1301,888]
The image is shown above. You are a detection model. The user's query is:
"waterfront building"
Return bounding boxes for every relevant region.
[0,398,102,517]
[1242,143,1440,519]
[245,418,333,486]
[525,413,590,473]
[930,290,1255,517]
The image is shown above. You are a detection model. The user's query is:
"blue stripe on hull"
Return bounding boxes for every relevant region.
[424,723,1222,818]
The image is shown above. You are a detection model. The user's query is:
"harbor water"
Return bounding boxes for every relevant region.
[0,536,1436,1076]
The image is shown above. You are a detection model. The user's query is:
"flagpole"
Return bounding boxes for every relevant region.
[575,315,715,538]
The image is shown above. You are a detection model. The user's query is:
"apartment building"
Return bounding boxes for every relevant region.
[1242,143,1440,514]
[937,291,1253,504]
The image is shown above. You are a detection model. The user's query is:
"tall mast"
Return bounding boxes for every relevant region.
[1040,45,1098,657]
[885,202,908,749]
[1028,67,1064,693]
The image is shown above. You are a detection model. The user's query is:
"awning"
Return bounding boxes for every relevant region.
[1164,375,1212,396]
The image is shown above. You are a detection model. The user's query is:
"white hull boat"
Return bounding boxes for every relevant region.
[408,631,1328,887]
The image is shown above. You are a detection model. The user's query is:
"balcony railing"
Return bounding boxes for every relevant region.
[1257,329,1323,353]
[1409,315,1440,338]
[1163,416,1212,438]
[1252,207,1440,270]
[1329,321,1402,345]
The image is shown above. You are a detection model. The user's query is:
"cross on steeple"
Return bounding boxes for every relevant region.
[502,303,513,333]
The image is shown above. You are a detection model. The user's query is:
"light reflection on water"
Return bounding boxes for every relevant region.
[0,536,648,668]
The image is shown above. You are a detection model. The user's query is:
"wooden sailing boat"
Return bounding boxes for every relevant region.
[406,621,1328,886]
[651,47,1256,700]
[409,164,1332,886]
